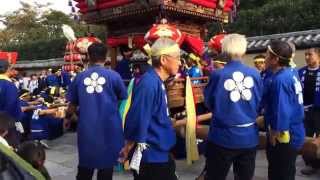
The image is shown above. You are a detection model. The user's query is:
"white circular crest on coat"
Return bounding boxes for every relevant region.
[84,72,106,94]
[84,77,92,86]
[230,90,241,102]
[232,71,244,82]
[224,79,236,91]
[86,86,94,94]
[242,89,252,101]
[224,71,255,102]
[91,72,99,80]
[97,77,106,85]
[95,86,103,93]
[243,77,254,89]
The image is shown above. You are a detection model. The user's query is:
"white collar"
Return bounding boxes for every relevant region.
[307,66,319,71]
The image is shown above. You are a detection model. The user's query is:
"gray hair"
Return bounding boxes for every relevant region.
[222,34,247,58]
[150,38,180,67]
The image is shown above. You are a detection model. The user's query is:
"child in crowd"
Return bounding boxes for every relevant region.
[16,141,51,180]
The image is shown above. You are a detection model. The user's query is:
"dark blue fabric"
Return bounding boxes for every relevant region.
[204,60,263,149]
[115,59,132,80]
[264,68,305,150]
[125,68,176,163]
[46,74,60,87]
[61,71,72,88]
[188,66,202,84]
[0,79,22,121]
[298,66,320,108]
[67,65,127,168]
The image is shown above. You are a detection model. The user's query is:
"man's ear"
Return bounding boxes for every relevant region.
[160,55,166,66]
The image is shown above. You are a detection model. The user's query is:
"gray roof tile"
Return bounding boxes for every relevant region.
[246,29,320,53]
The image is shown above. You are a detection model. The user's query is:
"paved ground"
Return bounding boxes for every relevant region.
[45,133,320,180]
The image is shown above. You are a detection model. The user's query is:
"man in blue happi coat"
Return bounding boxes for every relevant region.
[115,45,133,80]
[67,43,127,180]
[204,34,263,180]
[298,47,320,175]
[263,40,305,180]
[120,38,181,180]
[0,60,23,147]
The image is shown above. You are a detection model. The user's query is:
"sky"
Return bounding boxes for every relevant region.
[0,0,73,15]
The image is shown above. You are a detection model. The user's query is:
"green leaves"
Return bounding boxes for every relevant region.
[208,0,320,37]
[0,2,105,61]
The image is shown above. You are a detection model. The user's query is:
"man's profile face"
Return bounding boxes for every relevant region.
[162,54,181,76]
[254,61,266,71]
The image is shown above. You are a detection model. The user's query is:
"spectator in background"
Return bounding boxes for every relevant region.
[17,141,51,179]
[46,68,60,87]
[28,74,39,93]
[115,45,133,80]
[60,70,72,88]
[186,53,202,84]
[38,70,48,91]
[212,53,228,70]
[21,72,30,90]
[253,54,266,72]
[299,47,320,175]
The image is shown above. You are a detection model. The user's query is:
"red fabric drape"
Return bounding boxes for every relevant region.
[208,34,226,53]
[182,35,205,56]
[223,0,234,12]
[107,35,146,49]
[0,52,18,64]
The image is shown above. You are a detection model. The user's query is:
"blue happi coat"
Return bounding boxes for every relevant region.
[67,65,127,168]
[298,66,320,108]
[125,68,176,163]
[46,74,60,87]
[0,76,22,121]
[264,68,305,150]
[204,60,263,149]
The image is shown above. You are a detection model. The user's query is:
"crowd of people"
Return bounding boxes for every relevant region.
[0,34,319,180]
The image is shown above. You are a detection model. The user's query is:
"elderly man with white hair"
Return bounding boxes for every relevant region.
[120,37,181,180]
[204,34,263,180]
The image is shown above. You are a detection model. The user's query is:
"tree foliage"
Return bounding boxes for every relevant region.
[208,0,320,37]
[0,2,106,60]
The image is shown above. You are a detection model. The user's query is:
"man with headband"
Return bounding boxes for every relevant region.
[253,54,266,72]
[299,47,320,175]
[120,37,181,180]
[0,60,23,147]
[263,40,305,180]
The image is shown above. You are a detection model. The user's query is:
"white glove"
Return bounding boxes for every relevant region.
[130,143,148,174]
[15,122,24,133]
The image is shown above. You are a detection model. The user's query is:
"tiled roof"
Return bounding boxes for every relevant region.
[247,29,320,53]
[14,58,64,69]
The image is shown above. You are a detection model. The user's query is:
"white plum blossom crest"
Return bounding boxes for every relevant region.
[224,71,254,102]
[83,72,106,94]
